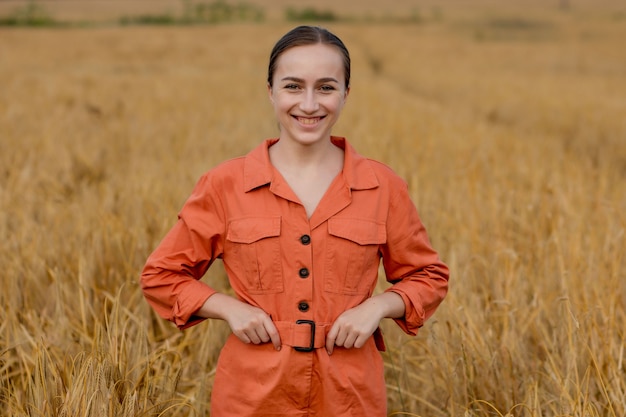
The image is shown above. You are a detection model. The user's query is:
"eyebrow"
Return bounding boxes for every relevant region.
[280,76,340,84]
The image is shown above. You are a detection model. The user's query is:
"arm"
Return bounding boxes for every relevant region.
[141,174,224,329]
[381,179,449,336]
[141,173,282,349]
[325,291,404,354]
[196,293,281,350]
[141,217,217,329]
[326,176,449,353]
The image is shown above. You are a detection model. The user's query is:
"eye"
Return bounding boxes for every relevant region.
[319,85,336,92]
[284,84,300,90]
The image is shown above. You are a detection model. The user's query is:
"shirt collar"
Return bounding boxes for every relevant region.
[243,137,379,192]
[243,138,277,192]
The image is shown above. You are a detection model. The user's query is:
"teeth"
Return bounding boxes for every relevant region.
[298,117,320,125]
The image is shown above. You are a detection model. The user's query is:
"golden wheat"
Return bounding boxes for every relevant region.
[1,2,625,416]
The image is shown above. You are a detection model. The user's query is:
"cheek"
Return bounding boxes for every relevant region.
[328,96,346,113]
[274,96,296,115]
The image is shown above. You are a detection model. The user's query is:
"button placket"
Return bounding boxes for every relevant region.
[298,234,311,279]
[294,229,313,315]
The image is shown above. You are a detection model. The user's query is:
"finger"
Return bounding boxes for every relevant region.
[258,332,270,344]
[353,334,368,349]
[264,321,282,351]
[334,329,347,348]
[256,326,271,344]
[235,330,251,344]
[326,325,338,355]
[343,332,358,349]
[247,330,262,345]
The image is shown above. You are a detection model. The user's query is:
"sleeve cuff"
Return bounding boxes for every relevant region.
[385,287,425,336]
[172,282,216,329]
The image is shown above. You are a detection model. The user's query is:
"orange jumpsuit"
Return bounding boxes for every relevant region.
[141,137,449,416]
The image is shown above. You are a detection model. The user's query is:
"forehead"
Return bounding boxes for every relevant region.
[274,43,345,80]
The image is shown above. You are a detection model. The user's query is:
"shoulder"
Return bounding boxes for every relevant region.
[199,156,246,179]
[342,137,408,191]
[364,158,409,191]
[202,156,246,178]
[189,156,247,197]
[197,139,273,192]
[364,158,401,178]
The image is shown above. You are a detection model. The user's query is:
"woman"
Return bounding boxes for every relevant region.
[141,25,449,416]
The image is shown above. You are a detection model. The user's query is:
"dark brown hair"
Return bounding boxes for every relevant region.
[267,25,351,89]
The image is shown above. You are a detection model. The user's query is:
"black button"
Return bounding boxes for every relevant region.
[300,234,311,245]
[298,302,310,312]
[299,268,310,278]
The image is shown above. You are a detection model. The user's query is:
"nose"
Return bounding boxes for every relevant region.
[299,89,319,113]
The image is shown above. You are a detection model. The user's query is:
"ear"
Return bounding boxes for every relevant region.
[267,83,274,104]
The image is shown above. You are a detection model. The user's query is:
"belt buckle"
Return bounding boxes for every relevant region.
[293,320,316,352]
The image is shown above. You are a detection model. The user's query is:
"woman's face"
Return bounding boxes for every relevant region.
[268,43,349,147]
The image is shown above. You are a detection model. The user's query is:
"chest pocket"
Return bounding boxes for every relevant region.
[225,216,283,294]
[325,218,386,295]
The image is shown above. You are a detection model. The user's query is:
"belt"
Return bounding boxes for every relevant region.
[274,320,330,352]
[273,320,387,352]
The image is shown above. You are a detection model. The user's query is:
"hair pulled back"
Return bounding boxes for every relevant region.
[267,25,351,89]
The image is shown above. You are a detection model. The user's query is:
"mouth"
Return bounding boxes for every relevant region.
[294,116,325,125]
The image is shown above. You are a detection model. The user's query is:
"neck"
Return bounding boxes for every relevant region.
[269,137,344,180]
[271,137,337,168]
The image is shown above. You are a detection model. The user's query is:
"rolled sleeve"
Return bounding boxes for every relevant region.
[140,174,225,329]
[172,282,216,329]
[381,178,449,336]
[385,262,449,335]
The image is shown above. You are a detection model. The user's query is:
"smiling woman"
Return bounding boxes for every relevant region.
[140,25,449,417]
[2,3,624,414]
[267,42,350,214]
[269,43,347,146]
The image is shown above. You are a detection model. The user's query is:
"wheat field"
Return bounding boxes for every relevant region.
[1,1,625,416]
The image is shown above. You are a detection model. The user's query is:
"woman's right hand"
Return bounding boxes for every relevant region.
[197,293,282,350]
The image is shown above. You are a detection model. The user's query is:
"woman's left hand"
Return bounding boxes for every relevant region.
[325,292,405,355]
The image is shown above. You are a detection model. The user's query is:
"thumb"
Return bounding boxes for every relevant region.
[325,324,337,355]
[265,320,282,351]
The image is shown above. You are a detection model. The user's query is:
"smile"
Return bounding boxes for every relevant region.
[295,116,324,125]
